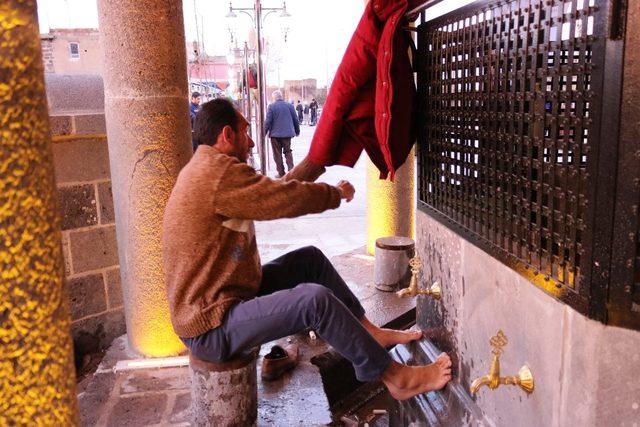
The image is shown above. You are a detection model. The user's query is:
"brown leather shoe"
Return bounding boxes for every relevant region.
[261,344,299,381]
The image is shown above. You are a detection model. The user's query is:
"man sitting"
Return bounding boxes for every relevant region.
[162,98,451,400]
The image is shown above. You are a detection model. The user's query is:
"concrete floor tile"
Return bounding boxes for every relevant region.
[118,367,190,394]
[168,392,192,424]
[107,394,168,426]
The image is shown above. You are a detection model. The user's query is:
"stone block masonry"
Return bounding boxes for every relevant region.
[52,113,125,368]
[41,36,55,73]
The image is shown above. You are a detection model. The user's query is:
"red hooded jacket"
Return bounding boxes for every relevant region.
[308,0,416,179]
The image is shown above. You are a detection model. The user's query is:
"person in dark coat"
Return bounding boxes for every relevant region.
[303,103,310,125]
[189,91,202,128]
[189,91,202,151]
[295,100,304,124]
[309,98,319,126]
[265,90,300,178]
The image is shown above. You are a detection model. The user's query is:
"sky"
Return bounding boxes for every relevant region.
[36,0,365,87]
[35,0,478,86]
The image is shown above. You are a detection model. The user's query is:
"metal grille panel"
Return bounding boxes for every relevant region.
[417,0,606,310]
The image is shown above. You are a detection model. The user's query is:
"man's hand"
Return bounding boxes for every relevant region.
[336,180,355,202]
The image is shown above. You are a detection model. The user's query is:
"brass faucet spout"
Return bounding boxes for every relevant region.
[469,331,534,395]
[395,257,443,300]
[470,375,492,395]
[396,287,413,298]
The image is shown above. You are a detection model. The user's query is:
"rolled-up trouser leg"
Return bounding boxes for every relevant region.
[186,284,391,382]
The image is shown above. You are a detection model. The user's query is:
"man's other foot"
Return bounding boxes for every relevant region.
[382,353,453,401]
[362,319,422,348]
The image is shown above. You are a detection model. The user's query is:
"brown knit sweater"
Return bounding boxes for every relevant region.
[162,145,342,338]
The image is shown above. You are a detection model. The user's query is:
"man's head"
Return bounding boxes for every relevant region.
[193,98,254,162]
[272,90,283,102]
[191,91,201,105]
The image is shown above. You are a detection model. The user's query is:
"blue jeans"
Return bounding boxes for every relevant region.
[181,246,391,382]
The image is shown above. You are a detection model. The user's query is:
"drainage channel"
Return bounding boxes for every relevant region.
[388,339,488,426]
[311,310,417,426]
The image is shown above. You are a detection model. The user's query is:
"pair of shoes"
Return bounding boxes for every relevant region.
[261,344,299,381]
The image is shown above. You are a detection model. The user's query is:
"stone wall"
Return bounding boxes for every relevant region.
[53,131,125,368]
[46,74,126,367]
[415,209,640,426]
[41,35,55,73]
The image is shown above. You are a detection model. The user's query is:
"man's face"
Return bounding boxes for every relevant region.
[192,96,201,105]
[231,111,254,162]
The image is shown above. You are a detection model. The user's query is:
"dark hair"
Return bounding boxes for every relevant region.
[191,91,201,99]
[193,98,239,147]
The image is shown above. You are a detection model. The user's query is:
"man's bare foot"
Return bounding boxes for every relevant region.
[362,318,422,348]
[381,353,452,401]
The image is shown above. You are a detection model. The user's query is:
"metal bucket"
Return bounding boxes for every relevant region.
[374,236,415,292]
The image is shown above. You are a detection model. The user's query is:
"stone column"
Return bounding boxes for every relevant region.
[366,149,416,254]
[97,0,192,356]
[0,1,78,424]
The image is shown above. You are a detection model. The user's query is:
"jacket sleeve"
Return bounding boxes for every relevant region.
[290,104,300,136]
[214,160,341,220]
[308,4,379,165]
[264,104,273,135]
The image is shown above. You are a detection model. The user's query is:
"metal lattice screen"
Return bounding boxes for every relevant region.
[417,0,608,313]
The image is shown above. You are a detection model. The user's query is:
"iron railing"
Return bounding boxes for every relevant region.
[415,0,638,329]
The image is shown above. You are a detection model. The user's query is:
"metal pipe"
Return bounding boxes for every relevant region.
[405,0,447,17]
[243,42,252,137]
[255,0,267,174]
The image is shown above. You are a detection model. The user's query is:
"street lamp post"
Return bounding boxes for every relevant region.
[229,43,255,137]
[243,42,252,135]
[254,1,267,174]
[226,1,291,175]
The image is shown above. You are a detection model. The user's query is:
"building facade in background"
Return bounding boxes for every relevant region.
[186,40,232,98]
[40,28,101,74]
[39,31,232,99]
[284,78,317,103]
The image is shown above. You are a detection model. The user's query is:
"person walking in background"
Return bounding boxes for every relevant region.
[303,103,310,125]
[296,100,304,124]
[265,90,300,178]
[189,91,202,151]
[309,98,319,126]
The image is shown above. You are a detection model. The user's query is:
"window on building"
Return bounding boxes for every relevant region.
[69,42,80,59]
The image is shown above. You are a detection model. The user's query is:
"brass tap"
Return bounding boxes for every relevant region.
[469,330,534,395]
[396,257,442,300]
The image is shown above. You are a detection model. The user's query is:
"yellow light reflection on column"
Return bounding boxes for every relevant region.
[0,2,79,424]
[366,148,416,255]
